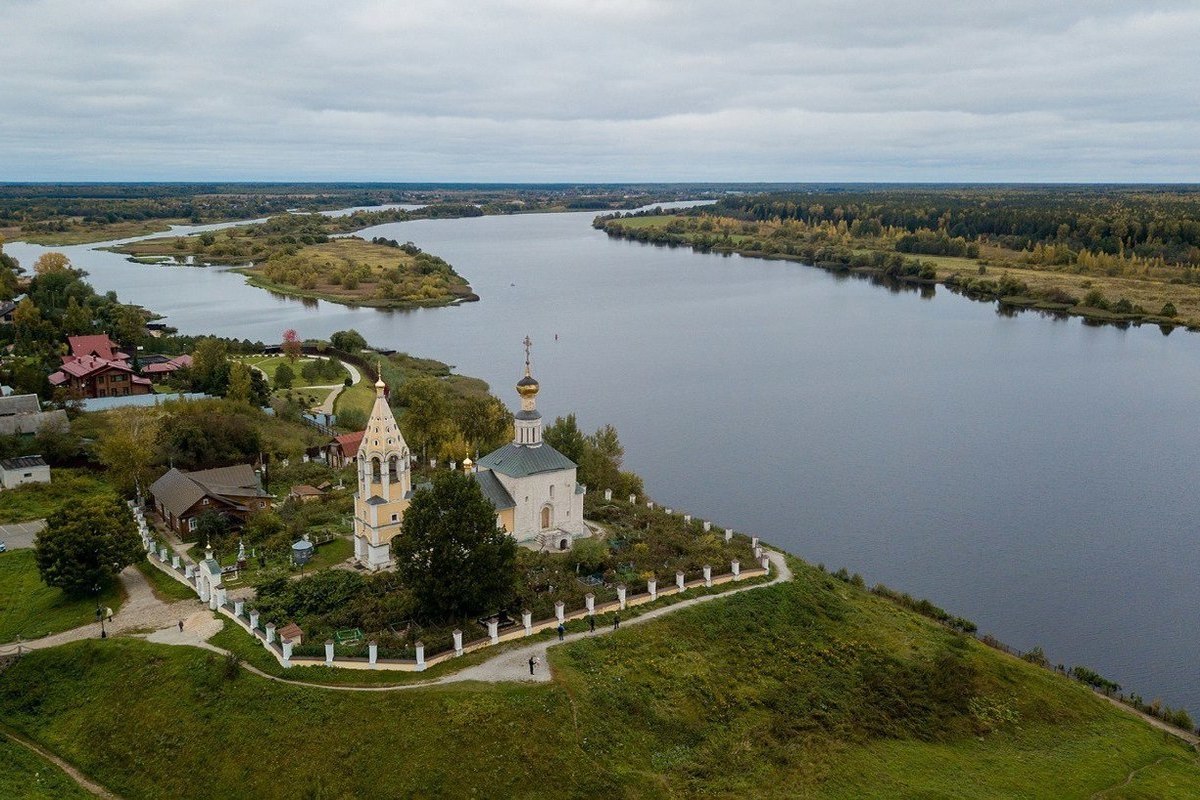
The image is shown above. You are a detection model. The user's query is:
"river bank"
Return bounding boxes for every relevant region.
[596,213,1200,334]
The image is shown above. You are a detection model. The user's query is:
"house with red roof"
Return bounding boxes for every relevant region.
[326,430,364,468]
[49,333,151,399]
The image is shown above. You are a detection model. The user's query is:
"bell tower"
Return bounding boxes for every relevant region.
[352,371,412,569]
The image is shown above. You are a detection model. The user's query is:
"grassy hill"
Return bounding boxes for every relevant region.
[0,555,1195,798]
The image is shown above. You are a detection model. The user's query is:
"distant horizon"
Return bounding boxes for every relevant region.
[4,180,1200,188]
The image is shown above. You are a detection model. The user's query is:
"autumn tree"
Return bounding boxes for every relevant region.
[33,252,71,276]
[226,360,253,404]
[281,328,302,361]
[96,406,163,497]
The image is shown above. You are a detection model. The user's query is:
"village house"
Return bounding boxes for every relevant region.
[48,334,151,399]
[0,455,50,489]
[326,430,364,468]
[288,484,323,503]
[149,464,272,536]
[0,393,69,437]
[139,353,193,378]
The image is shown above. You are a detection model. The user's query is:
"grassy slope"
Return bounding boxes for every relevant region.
[0,470,119,524]
[0,735,93,800]
[0,550,124,642]
[135,560,198,602]
[0,557,1195,799]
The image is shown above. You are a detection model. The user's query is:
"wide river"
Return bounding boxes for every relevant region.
[8,208,1199,713]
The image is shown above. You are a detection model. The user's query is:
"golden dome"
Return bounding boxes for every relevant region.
[516,373,540,398]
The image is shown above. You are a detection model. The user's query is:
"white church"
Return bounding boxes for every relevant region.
[352,340,590,570]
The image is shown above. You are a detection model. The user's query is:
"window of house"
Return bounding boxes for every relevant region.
[202,498,209,505]
[549,485,555,498]
[391,513,398,522]
[188,518,197,532]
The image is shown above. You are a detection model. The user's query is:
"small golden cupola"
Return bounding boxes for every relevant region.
[514,336,543,447]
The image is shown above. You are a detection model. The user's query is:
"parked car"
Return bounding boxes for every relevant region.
[0,541,7,553]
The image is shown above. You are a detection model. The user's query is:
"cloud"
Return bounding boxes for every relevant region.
[1,0,1197,180]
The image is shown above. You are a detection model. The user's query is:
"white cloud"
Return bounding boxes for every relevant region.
[1,0,1197,180]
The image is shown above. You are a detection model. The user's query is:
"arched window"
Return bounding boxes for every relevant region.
[541,506,552,530]
[559,538,569,551]
[371,458,382,482]
[388,455,398,481]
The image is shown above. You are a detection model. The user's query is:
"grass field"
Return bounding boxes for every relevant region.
[0,734,93,800]
[135,560,199,602]
[0,470,118,524]
[1,555,1195,798]
[2,218,186,246]
[0,550,124,642]
[333,373,375,418]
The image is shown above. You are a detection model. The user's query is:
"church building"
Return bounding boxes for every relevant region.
[352,374,413,569]
[352,340,589,570]
[472,339,589,551]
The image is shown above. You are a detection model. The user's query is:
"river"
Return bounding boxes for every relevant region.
[6,207,1199,714]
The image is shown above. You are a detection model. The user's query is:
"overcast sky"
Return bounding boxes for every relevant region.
[2,0,1198,182]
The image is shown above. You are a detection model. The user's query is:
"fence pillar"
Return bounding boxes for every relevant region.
[676,571,686,592]
[522,610,532,636]
[761,555,771,574]
[724,529,733,542]
[731,560,741,581]
[703,521,711,532]
[604,489,612,501]
[281,639,293,667]
[325,640,335,666]
[266,622,277,644]
[751,535,759,549]
[172,554,181,570]
[554,601,565,623]
[184,564,195,580]
[487,619,499,644]
[683,514,691,524]
[159,546,169,562]
[628,494,636,504]
[369,641,378,667]
[249,610,260,631]
[664,508,672,515]
[617,585,627,610]
[754,545,763,560]
[215,585,227,609]
[208,586,219,611]
[454,629,464,655]
[648,578,657,600]
[585,593,595,614]
[415,641,426,671]
[703,564,712,587]
[647,501,654,509]
[234,599,244,618]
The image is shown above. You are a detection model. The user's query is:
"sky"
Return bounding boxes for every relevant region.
[2,0,1198,182]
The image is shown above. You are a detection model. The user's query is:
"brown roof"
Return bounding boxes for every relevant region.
[149,464,269,519]
[331,430,364,458]
[278,622,304,642]
[289,484,323,496]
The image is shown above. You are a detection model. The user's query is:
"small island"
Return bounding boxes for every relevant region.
[112,211,477,309]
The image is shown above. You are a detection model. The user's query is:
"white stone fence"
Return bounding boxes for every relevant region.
[130,499,770,673]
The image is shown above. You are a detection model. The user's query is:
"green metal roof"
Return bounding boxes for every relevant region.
[477,442,576,478]
[472,469,516,509]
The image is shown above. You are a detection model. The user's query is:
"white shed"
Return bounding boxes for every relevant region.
[0,455,51,489]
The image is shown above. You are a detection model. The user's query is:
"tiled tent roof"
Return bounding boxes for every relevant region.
[0,454,47,471]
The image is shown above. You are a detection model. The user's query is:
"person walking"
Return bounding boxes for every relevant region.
[178,620,184,632]
[556,622,565,641]
[588,615,595,633]
[528,655,536,675]
[613,614,620,630]
[105,607,114,622]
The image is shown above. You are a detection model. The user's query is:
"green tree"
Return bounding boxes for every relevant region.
[544,413,587,464]
[394,375,456,461]
[62,297,92,335]
[112,304,145,351]
[330,329,367,352]
[392,470,516,621]
[158,400,261,470]
[274,363,295,390]
[190,338,230,392]
[34,496,143,595]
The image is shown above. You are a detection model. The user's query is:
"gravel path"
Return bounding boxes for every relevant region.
[313,359,362,415]
[191,549,792,693]
[1,564,204,654]
[0,725,121,799]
